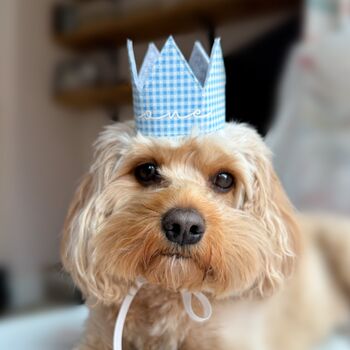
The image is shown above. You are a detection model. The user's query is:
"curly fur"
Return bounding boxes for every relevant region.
[61,122,350,350]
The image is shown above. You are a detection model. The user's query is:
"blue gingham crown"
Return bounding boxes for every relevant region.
[127,36,226,137]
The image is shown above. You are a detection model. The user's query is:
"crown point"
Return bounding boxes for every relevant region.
[127,39,139,88]
[189,41,210,86]
[162,35,178,51]
[139,43,160,88]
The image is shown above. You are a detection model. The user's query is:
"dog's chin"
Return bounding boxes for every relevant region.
[137,249,263,298]
[141,252,209,292]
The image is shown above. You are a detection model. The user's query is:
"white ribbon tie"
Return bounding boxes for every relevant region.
[113,279,212,350]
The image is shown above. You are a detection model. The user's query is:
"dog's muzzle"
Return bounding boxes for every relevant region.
[161,208,205,246]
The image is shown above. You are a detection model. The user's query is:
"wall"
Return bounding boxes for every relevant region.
[0,0,108,308]
[0,0,20,273]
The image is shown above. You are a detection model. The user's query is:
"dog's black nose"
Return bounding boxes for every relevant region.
[161,208,205,246]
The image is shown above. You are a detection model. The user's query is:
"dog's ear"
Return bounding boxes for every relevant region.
[61,172,94,297]
[224,124,301,296]
[61,122,135,300]
[242,134,301,295]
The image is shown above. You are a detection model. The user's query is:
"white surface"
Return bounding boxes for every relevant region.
[0,306,88,350]
[317,336,350,350]
[0,305,348,350]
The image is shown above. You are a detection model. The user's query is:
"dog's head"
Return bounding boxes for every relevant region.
[61,122,300,303]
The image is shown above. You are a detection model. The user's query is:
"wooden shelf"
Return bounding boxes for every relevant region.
[55,0,301,50]
[55,83,132,109]
[54,0,301,109]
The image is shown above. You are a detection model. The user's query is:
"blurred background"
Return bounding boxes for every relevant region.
[0,0,349,349]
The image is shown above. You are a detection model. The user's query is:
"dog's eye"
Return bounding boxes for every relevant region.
[212,172,235,192]
[134,163,161,186]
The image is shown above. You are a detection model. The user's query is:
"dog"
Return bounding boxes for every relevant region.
[61,121,350,350]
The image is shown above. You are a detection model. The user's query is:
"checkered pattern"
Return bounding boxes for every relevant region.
[127,36,226,137]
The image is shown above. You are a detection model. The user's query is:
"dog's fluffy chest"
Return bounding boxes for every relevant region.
[121,286,191,349]
[122,290,260,349]
[122,289,266,350]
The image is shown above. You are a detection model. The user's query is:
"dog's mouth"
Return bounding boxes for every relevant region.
[143,249,213,291]
[160,252,191,260]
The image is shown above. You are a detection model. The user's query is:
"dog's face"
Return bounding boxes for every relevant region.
[62,122,300,303]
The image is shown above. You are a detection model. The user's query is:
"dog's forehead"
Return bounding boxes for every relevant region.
[127,135,232,168]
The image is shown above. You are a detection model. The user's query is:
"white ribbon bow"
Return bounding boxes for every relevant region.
[113,279,212,350]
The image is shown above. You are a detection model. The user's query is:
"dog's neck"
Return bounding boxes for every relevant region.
[86,285,195,350]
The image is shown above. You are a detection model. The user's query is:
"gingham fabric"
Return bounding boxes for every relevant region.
[127,36,226,137]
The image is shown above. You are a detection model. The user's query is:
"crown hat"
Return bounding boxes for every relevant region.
[127,36,226,138]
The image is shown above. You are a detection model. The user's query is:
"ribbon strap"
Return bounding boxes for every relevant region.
[113,279,145,350]
[181,291,212,322]
[113,281,212,350]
